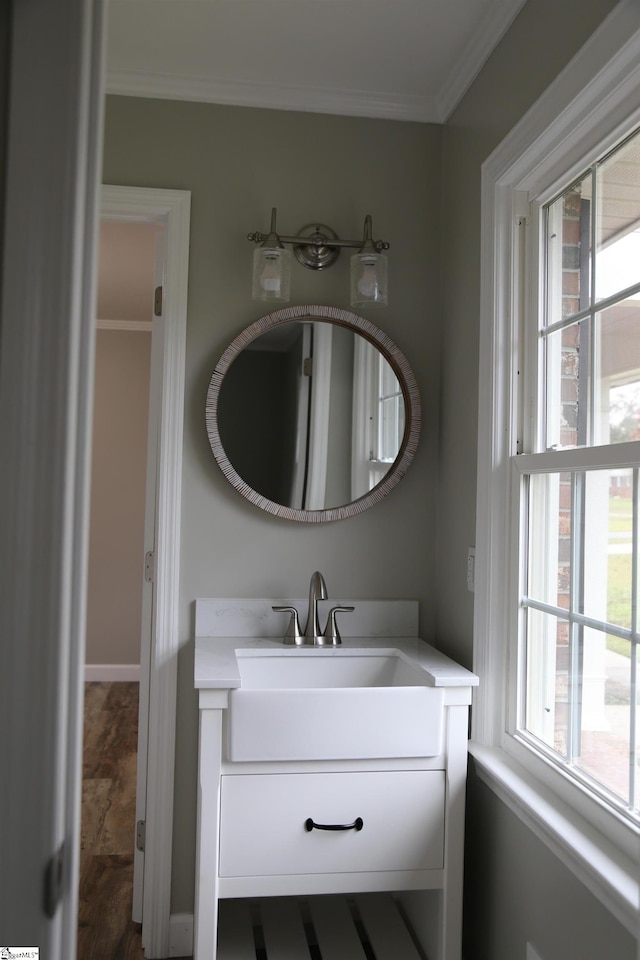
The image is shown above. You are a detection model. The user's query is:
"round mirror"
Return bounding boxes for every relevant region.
[206,305,421,522]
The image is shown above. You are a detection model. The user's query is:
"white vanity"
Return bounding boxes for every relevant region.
[193,598,478,960]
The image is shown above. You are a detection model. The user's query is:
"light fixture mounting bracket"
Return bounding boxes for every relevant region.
[293,223,340,271]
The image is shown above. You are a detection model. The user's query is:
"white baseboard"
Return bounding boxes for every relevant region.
[169,913,194,957]
[84,663,141,682]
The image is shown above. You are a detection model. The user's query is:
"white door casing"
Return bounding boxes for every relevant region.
[290,323,312,510]
[305,322,332,510]
[131,224,166,923]
[100,185,190,956]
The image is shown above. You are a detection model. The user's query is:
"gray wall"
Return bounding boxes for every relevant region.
[464,773,636,960]
[439,1,636,958]
[218,349,291,503]
[102,100,443,910]
[0,2,10,322]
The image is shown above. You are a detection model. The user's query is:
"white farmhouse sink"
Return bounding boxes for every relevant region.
[235,650,431,688]
[227,649,445,761]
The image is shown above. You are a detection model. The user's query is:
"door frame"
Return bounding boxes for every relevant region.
[100,185,190,956]
[305,322,332,509]
[0,1,105,955]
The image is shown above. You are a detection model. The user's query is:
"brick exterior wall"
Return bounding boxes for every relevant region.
[554,188,585,753]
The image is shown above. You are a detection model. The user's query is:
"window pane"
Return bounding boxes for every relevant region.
[545,319,589,449]
[546,174,592,328]
[524,607,569,758]
[582,468,633,628]
[596,228,640,301]
[574,630,634,805]
[594,298,640,445]
[378,395,404,461]
[595,129,640,303]
[380,358,400,397]
[528,472,571,609]
[545,299,640,449]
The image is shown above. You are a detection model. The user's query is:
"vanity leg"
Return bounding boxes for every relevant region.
[194,708,224,960]
[399,704,469,960]
[441,704,469,960]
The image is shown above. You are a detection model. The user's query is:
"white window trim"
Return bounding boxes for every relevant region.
[472,0,640,937]
[351,337,395,498]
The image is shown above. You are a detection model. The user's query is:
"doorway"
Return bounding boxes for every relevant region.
[85,218,157,683]
[89,185,190,957]
[79,216,157,957]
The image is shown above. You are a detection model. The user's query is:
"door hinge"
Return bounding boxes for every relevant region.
[136,819,146,852]
[154,285,163,317]
[144,550,155,583]
[44,840,65,918]
[303,356,312,377]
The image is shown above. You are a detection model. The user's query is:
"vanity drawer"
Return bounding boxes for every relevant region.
[219,770,445,878]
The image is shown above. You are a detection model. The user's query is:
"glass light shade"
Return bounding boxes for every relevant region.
[252,244,291,302]
[350,251,388,306]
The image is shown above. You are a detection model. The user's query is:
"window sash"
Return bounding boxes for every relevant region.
[513,455,639,822]
[514,124,640,823]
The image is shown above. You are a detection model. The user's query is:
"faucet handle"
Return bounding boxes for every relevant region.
[321,606,355,646]
[272,605,303,645]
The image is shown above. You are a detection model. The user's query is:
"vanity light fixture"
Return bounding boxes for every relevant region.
[248,208,389,306]
[249,207,292,303]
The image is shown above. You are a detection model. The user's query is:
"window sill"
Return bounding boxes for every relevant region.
[468,742,639,937]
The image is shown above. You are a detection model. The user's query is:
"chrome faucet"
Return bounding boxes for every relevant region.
[272,570,354,645]
[303,570,328,644]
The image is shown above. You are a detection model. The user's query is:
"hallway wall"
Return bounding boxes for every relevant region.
[86,328,151,666]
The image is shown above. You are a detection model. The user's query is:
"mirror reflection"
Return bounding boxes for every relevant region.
[206,305,420,522]
[216,321,405,511]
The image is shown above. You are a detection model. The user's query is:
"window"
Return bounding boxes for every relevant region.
[519,130,640,826]
[373,349,405,464]
[473,6,640,933]
[351,338,404,498]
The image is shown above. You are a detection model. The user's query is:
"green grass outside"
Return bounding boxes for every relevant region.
[609,494,632,532]
[607,498,632,658]
[607,634,631,658]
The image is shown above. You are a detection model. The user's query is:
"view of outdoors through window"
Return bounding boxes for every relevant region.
[376,358,404,463]
[522,128,640,822]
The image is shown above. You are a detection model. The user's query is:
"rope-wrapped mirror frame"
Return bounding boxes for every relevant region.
[205,305,421,522]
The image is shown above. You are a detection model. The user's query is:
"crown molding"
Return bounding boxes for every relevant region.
[106,0,527,124]
[105,69,441,124]
[436,0,528,120]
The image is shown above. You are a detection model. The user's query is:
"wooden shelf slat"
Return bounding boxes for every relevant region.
[356,893,423,960]
[309,896,369,960]
[260,898,313,960]
[217,893,422,960]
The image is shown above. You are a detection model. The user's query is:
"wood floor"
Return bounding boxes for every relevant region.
[78,681,191,960]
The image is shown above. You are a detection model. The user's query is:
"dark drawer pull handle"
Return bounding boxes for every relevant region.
[305,817,363,832]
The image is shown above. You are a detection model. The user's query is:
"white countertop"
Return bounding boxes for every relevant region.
[194,635,479,690]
